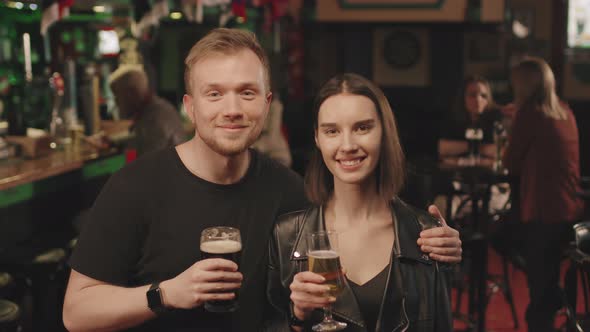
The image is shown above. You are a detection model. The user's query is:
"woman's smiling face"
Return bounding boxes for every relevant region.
[315,93,383,187]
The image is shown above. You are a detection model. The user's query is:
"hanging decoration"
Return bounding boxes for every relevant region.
[131,0,169,38]
[286,20,304,100]
[40,0,74,36]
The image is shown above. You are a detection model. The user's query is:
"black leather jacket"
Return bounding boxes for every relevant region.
[264,198,453,332]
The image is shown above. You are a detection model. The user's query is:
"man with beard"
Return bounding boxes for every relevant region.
[62,28,462,332]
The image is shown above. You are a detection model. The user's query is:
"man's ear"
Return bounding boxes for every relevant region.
[183,94,195,125]
[266,91,273,106]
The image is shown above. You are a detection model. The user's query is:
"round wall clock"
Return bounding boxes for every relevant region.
[383,30,421,68]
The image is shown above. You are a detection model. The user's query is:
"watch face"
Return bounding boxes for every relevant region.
[147,285,164,313]
[383,30,421,68]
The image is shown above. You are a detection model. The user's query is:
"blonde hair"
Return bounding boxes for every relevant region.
[305,73,405,205]
[511,57,567,120]
[184,28,270,94]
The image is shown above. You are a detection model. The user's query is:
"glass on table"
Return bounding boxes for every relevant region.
[465,127,483,166]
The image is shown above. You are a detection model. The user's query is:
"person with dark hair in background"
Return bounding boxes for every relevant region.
[503,57,585,332]
[108,65,186,156]
[266,73,456,332]
[439,75,502,160]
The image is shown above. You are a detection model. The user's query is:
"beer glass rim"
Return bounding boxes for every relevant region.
[307,230,339,252]
[202,226,240,233]
[200,226,241,242]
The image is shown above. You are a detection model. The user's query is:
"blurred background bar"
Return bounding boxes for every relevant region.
[0,0,589,331]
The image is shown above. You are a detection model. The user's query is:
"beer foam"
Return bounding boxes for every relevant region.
[200,240,242,254]
[308,250,339,259]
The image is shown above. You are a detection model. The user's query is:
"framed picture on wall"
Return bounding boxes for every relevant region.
[373,28,430,87]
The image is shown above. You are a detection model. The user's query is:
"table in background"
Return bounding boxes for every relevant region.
[407,156,510,332]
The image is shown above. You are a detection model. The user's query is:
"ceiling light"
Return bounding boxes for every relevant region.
[512,20,530,39]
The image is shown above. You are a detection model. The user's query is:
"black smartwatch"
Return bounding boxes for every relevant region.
[288,302,307,327]
[146,282,167,315]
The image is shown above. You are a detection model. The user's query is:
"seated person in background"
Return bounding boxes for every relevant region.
[108,65,187,156]
[438,75,502,161]
[251,93,292,167]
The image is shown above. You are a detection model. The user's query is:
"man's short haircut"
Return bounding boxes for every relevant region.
[184,28,270,94]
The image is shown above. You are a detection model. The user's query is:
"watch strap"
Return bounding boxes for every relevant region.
[147,282,167,315]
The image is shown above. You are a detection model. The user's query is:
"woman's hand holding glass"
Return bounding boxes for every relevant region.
[289,271,336,321]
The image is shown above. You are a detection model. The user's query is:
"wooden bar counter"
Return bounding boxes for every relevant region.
[0,143,125,208]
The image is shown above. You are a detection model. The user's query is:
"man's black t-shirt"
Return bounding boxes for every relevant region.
[69,147,307,331]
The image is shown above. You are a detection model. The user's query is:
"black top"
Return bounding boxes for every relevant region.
[440,108,503,145]
[347,265,389,332]
[69,147,307,332]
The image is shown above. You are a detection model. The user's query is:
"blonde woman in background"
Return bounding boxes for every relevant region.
[503,57,584,332]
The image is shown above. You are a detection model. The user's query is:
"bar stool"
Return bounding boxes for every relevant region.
[563,244,590,332]
[0,274,14,300]
[29,248,68,332]
[451,182,520,330]
[0,299,20,332]
[0,246,68,332]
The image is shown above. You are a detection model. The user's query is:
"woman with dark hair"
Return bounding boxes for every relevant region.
[503,57,584,332]
[439,75,503,160]
[265,73,457,331]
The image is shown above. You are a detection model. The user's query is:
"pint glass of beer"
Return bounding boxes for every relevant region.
[307,231,347,331]
[200,226,242,313]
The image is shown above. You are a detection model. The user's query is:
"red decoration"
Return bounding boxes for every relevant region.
[287,23,304,100]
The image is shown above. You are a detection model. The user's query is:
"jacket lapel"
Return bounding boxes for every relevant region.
[375,200,405,332]
[392,199,433,264]
[377,199,433,332]
[289,207,322,261]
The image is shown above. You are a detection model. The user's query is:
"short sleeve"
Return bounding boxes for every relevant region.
[69,168,148,286]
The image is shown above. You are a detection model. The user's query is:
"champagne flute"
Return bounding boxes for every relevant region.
[307,231,347,331]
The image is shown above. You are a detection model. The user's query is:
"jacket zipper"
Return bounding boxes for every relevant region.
[392,297,410,332]
[400,298,409,332]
